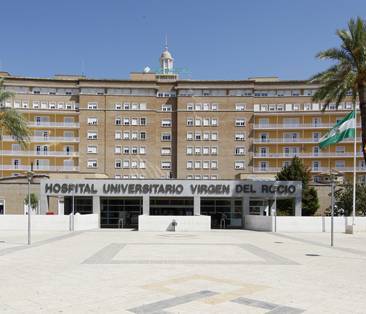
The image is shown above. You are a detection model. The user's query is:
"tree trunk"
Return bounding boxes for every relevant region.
[359,84,366,164]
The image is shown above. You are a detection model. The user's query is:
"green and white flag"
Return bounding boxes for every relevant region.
[319,111,356,149]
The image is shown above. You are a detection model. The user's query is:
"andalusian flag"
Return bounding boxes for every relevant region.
[319,111,356,149]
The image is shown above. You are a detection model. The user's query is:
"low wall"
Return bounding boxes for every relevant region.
[0,214,99,231]
[139,215,211,232]
[244,215,366,232]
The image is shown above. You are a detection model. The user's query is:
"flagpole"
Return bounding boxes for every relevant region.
[352,105,357,229]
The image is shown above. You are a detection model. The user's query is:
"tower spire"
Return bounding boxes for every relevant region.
[165,34,168,50]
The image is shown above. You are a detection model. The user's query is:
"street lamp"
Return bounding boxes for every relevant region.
[26,162,34,245]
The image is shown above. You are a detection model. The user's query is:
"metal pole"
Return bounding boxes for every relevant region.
[274,185,277,232]
[71,190,75,231]
[27,175,31,245]
[331,179,335,247]
[352,106,357,228]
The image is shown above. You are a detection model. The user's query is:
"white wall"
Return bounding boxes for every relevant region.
[0,214,99,231]
[139,215,211,232]
[244,215,366,233]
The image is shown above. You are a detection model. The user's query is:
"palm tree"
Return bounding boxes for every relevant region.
[0,78,30,146]
[310,17,366,162]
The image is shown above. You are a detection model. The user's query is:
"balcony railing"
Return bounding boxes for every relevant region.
[1,136,80,143]
[253,123,361,130]
[253,137,361,144]
[1,165,80,172]
[28,122,80,128]
[253,152,363,158]
[253,166,366,173]
[0,150,79,157]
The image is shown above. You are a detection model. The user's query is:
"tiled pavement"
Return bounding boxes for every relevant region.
[0,229,366,313]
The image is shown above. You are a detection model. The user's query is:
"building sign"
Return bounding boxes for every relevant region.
[41,180,301,198]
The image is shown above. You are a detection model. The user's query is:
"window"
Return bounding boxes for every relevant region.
[235,104,246,111]
[211,132,218,141]
[235,161,245,169]
[87,117,98,125]
[194,147,201,155]
[139,147,146,154]
[161,119,171,127]
[195,103,202,111]
[140,132,146,140]
[187,103,194,111]
[211,147,218,155]
[211,160,218,169]
[139,161,146,169]
[0,200,4,215]
[336,146,345,154]
[235,133,246,141]
[335,160,345,169]
[87,146,97,154]
[32,101,39,109]
[187,161,193,169]
[161,133,171,141]
[115,131,122,140]
[131,146,138,154]
[131,161,138,168]
[161,161,171,169]
[131,132,138,140]
[131,118,138,126]
[161,147,171,155]
[195,132,202,140]
[131,103,139,110]
[203,147,209,155]
[115,103,122,110]
[162,104,172,111]
[123,160,130,168]
[203,118,210,126]
[123,118,130,125]
[87,132,97,140]
[203,161,210,169]
[115,117,121,125]
[123,146,130,154]
[211,103,218,111]
[211,118,218,126]
[87,160,98,168]
[194,161,201,169]
[187,118,194,126]
[195,118,202,126]
[115,160,122,168]
[186,147,193,155]
[123,132,130,140]
[235,147,245,155]
[312,161,320,171]
[187,132,193,140]
[115,146,122,154]
[140,118,146,126]
[304,103,312,111]
[123,103,130,110]
[87,102,97,110]
[203,132,210,140]
[22,101,29,108]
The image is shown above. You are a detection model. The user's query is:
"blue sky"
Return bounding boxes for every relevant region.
[1,0,365,80]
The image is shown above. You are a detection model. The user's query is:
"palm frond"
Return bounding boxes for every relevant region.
[0,109,30,147]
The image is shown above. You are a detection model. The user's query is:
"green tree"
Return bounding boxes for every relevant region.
[310,17,366,161]
[0,78,30,146]
[275,157,320,216]
[24,193,38,213]
[334,184,366,216]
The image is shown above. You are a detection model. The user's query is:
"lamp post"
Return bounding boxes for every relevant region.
[26,162,34,245]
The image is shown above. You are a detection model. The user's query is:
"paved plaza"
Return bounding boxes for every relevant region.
[0,230,366,313]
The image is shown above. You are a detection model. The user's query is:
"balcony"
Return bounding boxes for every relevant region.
[253,123,361,130]
[1,136,80,143]
[0,150,79,157]
[28,122,80,128]
[0,165,80,172]
[253,166,366,173]
[253,152,363,158]
[253,137,361,144]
